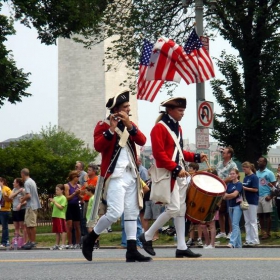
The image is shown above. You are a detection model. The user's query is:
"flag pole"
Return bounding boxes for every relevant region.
[195,0,205,104]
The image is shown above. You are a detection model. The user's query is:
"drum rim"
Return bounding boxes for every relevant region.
[191,171,226,195]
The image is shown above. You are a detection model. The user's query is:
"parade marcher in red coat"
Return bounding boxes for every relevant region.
[82,90,152,262]
[140,97,208,258]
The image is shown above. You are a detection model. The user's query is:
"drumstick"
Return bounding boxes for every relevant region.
[205,160,212,171]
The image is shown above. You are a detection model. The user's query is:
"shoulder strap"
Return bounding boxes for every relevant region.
[159,121,184,161]
[104,119,129,148]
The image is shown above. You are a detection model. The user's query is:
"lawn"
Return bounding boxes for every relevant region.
[3,223,280,248]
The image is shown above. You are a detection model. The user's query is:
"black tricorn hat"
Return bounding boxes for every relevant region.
[106,90,130,110]
[160,97,187,108]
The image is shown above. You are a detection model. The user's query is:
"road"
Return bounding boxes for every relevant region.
[0,247,279,279]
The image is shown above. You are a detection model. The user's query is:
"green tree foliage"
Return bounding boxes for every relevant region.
[0,125,98,194]
[209,1,280,163]
[0,6,31,107]
[77,0,280,163]
[0,0,109,106]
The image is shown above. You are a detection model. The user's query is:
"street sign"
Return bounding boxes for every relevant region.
[196,149,210,171]
[197,100,214,128]
[196,128,210,149]
[200,36,209,52]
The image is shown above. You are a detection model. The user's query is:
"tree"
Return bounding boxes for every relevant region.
[209,1,280,163]
[0,0,108,107]
[77,0,280,164]
[0,125,98,194]
[0,7,31,106]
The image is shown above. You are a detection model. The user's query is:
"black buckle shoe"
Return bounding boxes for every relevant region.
[139,233,156,256]
[126,250,153,262]
[176,248,202,258]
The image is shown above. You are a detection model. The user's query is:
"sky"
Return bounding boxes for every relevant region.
[0,5,246,148]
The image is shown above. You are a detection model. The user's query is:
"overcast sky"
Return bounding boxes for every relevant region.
[1,6,264,148]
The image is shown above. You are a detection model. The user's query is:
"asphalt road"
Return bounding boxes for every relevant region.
[0,247,280,280]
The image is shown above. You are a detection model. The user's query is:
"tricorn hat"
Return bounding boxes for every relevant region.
[160,97,187,108]
[106,90,130,110]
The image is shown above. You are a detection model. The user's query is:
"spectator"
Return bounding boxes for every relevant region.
[215,146,237,240]
[64,170,82,249]
[84,185,99,249]
[242,161,260,246]
[80,163,99,237]
[49,184,68,250]
[186,163,203,247]
[274,164,280,237]
[223,168,243,248]
[75,161,89,187]
[0,177,12,247]
[9,178,27,243]
[256,157,276,240]
[20,169,41,249]
[200,169,220,249]
[75,161,89,237]
[137,157,149,231]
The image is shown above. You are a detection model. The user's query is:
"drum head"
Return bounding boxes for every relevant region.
[192,172,225,194]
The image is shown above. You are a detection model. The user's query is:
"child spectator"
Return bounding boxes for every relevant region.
[85,185,100,248]
[49,184,68,250]
[185,163,204,247]
[200,169,219,249]
[9,178,27,243]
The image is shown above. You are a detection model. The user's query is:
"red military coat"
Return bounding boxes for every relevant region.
[151,116,200,191]
[94,120,146,178]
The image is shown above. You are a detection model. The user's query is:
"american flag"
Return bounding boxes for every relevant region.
[146,37,181,83]
[137,39,163,102]
[178,29,215,84]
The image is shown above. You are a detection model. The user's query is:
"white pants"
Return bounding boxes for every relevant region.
[165,177,188,217]
[243,204,260,244]
[105,169,139,222]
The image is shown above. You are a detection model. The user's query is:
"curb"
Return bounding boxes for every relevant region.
[2,245,280,251]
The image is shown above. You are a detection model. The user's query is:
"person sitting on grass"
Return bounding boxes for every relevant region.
[49,184,68,250]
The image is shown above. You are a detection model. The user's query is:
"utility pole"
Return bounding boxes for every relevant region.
[195,0,205,102]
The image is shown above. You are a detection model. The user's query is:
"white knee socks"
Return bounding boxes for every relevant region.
[145,211,171,241]
[94,215,112,235]
[174,216,187,250]
[124,220,137,240]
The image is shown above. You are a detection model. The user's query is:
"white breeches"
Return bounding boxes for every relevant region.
[165,177,187,217]
[105,169,139,222]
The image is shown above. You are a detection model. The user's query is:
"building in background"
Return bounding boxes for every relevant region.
[58,36,138,150]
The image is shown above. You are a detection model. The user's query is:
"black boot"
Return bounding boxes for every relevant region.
[82,230,99,261]
[126,240,152,262]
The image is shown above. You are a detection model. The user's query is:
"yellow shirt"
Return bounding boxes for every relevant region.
[0,185,12,212]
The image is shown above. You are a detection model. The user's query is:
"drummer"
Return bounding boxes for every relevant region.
[140,97,208,258]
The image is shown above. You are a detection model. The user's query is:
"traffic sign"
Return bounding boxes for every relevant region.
[197,100,214,128]
[196,128,210,149]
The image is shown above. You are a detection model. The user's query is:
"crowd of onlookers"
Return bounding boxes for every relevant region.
[186,147,280,249]
[1,148,280,250]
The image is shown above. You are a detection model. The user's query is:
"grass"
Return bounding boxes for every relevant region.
[3,223,280,247]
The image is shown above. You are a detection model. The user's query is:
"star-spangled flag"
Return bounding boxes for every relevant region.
[178,29,215,83]
[137,39,164,102]
[146,37,181,83]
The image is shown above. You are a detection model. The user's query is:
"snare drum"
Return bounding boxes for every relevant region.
[186,172,226,223]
